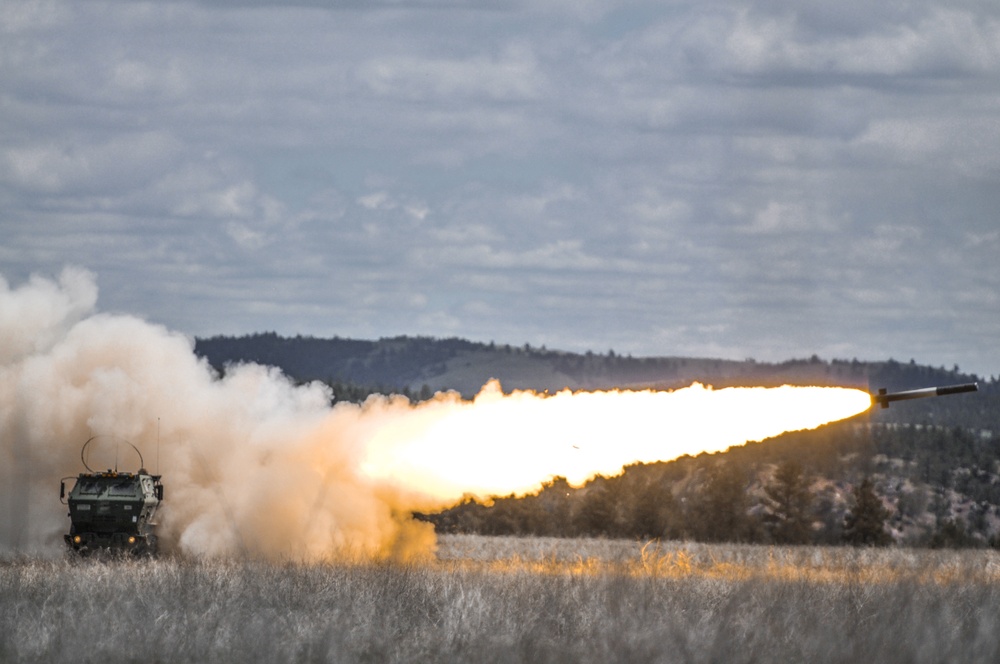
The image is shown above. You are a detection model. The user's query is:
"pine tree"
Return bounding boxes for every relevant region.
[621,475,675,540]
[575,481,617,537]
[689,462,751,542]
[762,460,814,544]
[842,477,892,546]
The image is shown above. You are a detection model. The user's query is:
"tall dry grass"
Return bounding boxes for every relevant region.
[2,535,1000,663]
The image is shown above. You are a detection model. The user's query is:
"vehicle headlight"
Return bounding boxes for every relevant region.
[73,535,82,544]
[128,536,136,545]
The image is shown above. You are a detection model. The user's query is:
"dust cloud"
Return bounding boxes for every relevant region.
[0,269,871,560]
[1,268,436,560]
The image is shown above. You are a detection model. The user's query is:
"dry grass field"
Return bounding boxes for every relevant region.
[3,535,1000,663]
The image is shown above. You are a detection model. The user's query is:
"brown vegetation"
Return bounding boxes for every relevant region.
[3,535,1000,663]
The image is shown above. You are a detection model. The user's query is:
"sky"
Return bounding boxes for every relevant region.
[2,0,999,379]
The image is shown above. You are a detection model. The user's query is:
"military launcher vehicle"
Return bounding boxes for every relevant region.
[61,437,163,556]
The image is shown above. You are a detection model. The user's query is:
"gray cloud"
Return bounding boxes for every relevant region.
[2,0,998,377]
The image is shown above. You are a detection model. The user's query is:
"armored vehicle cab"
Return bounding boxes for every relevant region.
[61,437,163,556]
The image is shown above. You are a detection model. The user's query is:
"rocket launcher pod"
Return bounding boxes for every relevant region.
[871,382,978,409]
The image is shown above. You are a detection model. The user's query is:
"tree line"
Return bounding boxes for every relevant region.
[419,460,895,547]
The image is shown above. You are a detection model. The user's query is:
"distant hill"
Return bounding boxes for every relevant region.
[197,333,867,395]
[196,333,970,393]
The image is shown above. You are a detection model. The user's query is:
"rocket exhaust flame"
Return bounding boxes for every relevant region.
[359,381,872,502]
[1,269,872,560]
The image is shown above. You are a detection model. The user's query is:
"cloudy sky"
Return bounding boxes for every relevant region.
[2,0,999,378]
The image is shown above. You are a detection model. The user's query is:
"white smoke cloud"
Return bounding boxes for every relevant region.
[0,267,97,364]
[0,269,435,560]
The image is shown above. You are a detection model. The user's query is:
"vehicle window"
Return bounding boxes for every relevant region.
[78,481,103,495]
[109,481,138,497]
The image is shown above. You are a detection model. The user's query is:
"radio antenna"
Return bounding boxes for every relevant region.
[157,418,161,475]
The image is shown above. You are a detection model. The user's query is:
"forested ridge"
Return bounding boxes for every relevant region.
[196,333,999,547]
